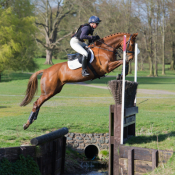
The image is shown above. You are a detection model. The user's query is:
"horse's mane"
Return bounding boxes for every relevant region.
[102,32,130,40]
[89,32,138,47]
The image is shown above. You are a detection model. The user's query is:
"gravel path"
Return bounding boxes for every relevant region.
[74,82,175,95]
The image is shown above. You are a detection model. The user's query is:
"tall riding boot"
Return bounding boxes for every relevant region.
[82,55,90,77]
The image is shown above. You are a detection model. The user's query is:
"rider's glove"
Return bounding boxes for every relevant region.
[92,35,100,41]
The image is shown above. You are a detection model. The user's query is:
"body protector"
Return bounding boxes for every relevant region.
[72,23,94,42]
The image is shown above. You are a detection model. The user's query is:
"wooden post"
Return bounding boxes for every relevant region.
[114,104,122,174]
[128,149,134,175]
[152,150,158,170]
[108,80,138,175]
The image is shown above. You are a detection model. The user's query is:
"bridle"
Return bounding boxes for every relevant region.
[89,34,135,59]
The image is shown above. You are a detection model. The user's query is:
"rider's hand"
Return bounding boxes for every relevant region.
[92,35,100,41]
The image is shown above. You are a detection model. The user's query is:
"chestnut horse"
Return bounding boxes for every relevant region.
[21,32,138,130]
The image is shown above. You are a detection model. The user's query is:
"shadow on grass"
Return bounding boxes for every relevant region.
[0,106,10,109]
[126,131,175,145]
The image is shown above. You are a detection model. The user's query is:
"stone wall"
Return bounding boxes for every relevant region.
[65,133,109,152]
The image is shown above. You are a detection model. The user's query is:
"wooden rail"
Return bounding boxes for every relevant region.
[0,127,68,175]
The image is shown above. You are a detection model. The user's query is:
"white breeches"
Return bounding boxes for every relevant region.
[70,37,88,57]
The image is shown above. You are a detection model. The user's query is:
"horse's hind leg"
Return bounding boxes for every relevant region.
[23,85,64,130]
[23,94,50,130]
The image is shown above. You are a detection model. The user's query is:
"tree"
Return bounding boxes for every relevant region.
[0,2,38,81]
[35,0,74,64]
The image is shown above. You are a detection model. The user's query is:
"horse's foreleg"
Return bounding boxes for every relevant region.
[108,60,123,72]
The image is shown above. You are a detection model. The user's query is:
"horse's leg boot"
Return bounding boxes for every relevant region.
[33,108,40,120]
[23,111,36,130]
[117,74,122,80]
[82,56,90,77]
[121,63,129,77]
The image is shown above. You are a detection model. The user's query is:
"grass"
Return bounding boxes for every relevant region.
[0,59,175,174]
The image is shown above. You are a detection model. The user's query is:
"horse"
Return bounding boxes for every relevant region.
[20,32,138,130]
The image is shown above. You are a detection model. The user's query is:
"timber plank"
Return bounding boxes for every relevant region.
[124,107,138,117]
[119,146,153,162]
[134,160,152,173]
[54,157,62,172]
[0,146,36,161]
[56,138,63,159]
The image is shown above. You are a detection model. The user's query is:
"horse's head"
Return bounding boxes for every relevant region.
[125,33,138,61]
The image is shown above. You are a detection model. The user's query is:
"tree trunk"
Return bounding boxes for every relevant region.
[162,0,165,75]
[170,41,175,70]
[162,32,165,75]
[45,49,53,65]
[140,56,143,71]
[149,56,154,76]
[154,45,158,77]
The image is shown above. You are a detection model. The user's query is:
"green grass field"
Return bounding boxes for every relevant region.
[1,58,175,174]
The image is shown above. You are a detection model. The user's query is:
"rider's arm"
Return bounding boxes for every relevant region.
[80,26,93,41]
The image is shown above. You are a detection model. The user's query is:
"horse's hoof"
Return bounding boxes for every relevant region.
[23,123,29,130]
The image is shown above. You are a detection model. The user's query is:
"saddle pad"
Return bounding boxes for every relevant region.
[67,49,94,70]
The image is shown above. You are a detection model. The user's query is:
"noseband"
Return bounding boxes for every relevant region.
[89,34,135,59]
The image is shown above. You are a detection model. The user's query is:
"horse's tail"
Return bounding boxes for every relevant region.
[20,69,44,107]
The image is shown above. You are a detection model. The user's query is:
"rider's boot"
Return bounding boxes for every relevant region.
[82,55,90,77]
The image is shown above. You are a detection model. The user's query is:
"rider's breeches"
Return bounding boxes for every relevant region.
[70,37,88,57]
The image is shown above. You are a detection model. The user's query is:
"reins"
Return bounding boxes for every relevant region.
[89,34,135,58]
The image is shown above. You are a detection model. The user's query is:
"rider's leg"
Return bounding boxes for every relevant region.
[70,37,89,76]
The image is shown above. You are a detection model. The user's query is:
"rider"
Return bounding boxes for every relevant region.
[70,16,101,77]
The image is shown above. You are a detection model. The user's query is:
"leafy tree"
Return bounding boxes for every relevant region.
[0,2,38,81]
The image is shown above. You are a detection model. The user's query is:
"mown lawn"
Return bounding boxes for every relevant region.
[0,59,175,174]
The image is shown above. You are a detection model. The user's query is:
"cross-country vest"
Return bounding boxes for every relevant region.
[72,23,94,42]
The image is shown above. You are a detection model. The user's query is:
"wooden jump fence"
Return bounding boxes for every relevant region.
[108,80,174,175]
[0,127,68,175]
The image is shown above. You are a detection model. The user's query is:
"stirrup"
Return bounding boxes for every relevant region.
[82,70,90,77]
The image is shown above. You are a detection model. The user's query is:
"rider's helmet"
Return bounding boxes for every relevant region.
[88,16,101,24]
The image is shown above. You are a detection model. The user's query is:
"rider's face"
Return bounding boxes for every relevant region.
[91,23,99,29]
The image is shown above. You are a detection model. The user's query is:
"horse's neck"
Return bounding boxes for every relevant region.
[103,34,128,49]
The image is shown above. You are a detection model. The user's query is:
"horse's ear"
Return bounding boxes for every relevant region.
[131,33,138,40]
[132,33,138,39]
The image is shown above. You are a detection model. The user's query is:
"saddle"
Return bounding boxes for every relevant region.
[67,48,91,64]
[67,48,104,80]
